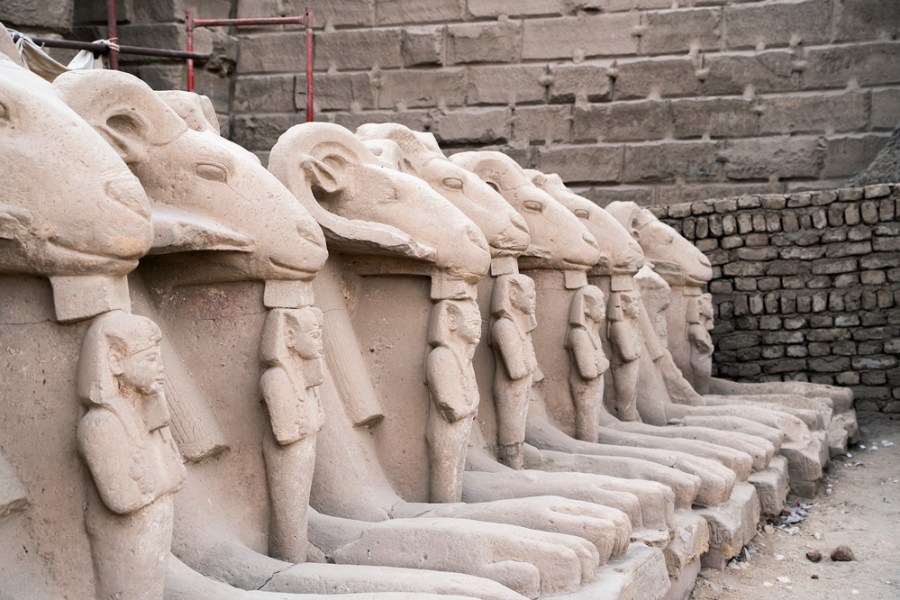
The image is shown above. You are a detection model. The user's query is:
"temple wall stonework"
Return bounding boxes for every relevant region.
[653,183,900,414]
[228,0,900,206]
[3,0,897,206]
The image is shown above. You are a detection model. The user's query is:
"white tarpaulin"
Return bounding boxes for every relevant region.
[8,29,106,82]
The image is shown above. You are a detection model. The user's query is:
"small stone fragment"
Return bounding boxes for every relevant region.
[831,545,855,561]
[806,549,822,562]
[811,574,819,579]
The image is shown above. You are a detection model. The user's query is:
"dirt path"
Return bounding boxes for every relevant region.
[690,415,900,600]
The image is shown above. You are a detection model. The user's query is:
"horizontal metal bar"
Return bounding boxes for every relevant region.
[192,16,306,28]
[116,44,208,60]
[10,34,208,60]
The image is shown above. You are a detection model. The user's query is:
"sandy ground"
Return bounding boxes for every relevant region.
[690,415,900,600]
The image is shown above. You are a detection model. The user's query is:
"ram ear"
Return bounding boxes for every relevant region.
[298,154,344,195]
[156,90,220,135]
[54,70,186,165]
[604,201,645,239]
[362,139,404,171]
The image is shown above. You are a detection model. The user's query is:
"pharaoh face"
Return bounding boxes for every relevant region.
[698,296,714,321]
[620,292,641,320]
[289,309,325,361]
[118,345,165,397]
[511,280,537,316]
[584,293,606,323]
[454,301,483,347]
[116,336,170,431]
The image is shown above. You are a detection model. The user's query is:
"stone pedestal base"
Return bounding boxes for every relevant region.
[663,510,709,579]
[747,456,790,518]
[695,482,760,570]
[662,554,702,600]
[558,542,670,600]
[632,528,670,548]
[827,426,850,458]
[781,436,826,498]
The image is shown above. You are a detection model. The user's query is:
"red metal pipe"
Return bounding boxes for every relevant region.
[185,10,314,119]
[306,8,313,122]
[186,11,194,92]
[106,0,118,70]
[193,16,305,27]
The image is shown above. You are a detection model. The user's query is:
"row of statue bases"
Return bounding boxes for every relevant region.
[0,23,858,600]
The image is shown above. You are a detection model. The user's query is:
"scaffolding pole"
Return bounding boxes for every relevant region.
[106,0,118,69]
[186,10,315,121]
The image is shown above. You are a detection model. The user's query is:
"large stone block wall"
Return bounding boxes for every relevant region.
[653,183,900,414]
[223,0,900,206]
[9,0,895,207]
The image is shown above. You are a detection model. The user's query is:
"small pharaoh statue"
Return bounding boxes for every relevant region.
[259,307,326,563]
[607,291,643,422]
[425,299,482,503]
[689,293,715,394]
[565,286,611,442]
[490,274,541,469]
[76,312,186,600]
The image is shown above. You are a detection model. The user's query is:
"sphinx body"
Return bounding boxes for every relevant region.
[296,126,660,580]
[620,203,854,444]
[2,31,861,596]
[454,158,839,572]
[49,69,549,600]
[656,222,858,454]
[0,42,173,599]
[453,154,760,489]
[606,202,835,493]
[267,122,649,597]
[518,173,759,496]
[446,152,703,541]
[524,177,794,515]
[355,131,696,523]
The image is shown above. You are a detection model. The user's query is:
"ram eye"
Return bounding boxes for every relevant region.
[523,200,543,212]
[574,209,589,219]
[196,163,228,183]
[442,177,464,190]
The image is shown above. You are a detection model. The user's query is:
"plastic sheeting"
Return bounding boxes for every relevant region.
[7,28,105,82]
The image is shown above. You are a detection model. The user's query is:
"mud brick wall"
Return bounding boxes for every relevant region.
[653,183,900,414]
